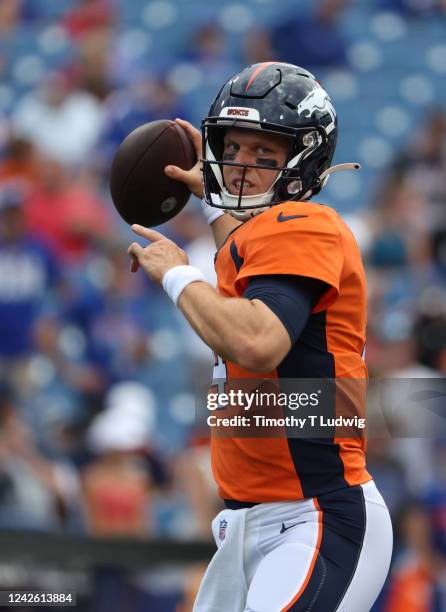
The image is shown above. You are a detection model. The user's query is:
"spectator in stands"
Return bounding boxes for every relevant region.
[24,158,114,265]
[100,75,189,164]
[178,567,207,612]
[174,433,221,540]
[392,108,446,231]
[379,0,446,16]
[0,185,59,379]
[244,28,275,65]
[186,23,226,66]
[365,309,446,508]
[0,136,41,191]
[369,175,431,269]
[63,241,155,382]
[413,312,446,375]
[0,0,22,37]
[366,439,409,517]
[81,381,164,537]
[182,23,238,87]
[12,70,105,166]
[270,0,350,70]
[0,56,7,91]
[68,26,115,100]
[0,380,78,529]
[30,314,106,399]
[422,440,446,561]
[63,0,115,41]
[82,382,179,612]
[363,174,436,399]
[383,501,446,611]
[432,229,446,278]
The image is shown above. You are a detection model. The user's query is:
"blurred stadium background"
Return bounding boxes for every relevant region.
[0,0,446,610]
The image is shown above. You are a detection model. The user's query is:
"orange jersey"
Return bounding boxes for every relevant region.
[212,200,371,502]
[384,558,435,612]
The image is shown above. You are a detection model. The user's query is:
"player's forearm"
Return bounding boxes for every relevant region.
[128,227,289,371]
[209,213,242,250]
[177,281,272,370]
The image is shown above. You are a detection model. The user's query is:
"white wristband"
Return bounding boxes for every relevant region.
[162,265,206,305]
[201,198,225,225]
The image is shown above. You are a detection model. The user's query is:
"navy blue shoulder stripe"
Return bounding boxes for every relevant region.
[230,239,244,273]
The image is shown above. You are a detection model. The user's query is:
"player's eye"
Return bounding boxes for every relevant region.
[257,146,273,155]
[223,142,239,160]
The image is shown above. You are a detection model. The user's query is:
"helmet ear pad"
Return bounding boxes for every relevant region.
[274,127,335,202]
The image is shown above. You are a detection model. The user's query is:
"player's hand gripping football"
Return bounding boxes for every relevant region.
[164,118,204,199]
[128,225,188,280]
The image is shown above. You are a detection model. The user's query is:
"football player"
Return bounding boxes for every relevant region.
[128,62,393,611]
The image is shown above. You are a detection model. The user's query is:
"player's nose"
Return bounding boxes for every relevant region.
[233,147,255,165]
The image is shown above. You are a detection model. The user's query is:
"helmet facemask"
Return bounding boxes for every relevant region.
[201,119,330,219]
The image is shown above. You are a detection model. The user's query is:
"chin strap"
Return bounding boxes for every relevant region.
[300,162,361,201]
[319,162,361,183]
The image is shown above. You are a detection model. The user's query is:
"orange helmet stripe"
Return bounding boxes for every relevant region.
[245,61,278,92]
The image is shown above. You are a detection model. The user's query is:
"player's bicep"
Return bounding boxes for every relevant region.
[244,275,328,344]
[250,297,292,356]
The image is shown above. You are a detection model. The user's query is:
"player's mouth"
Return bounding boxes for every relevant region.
[231,177,255,194]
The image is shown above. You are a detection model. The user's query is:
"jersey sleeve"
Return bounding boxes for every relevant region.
[243,275,327,343]
[235,210,343,311]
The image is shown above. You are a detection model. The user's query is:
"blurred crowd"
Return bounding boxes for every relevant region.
[0,0,446,610]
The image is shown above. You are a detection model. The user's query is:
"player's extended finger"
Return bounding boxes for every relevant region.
[131,225,165,242]
[165,164,192,183]
[174,118,202,152]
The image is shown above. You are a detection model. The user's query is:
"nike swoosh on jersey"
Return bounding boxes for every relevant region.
[277,212,309,222]
[280,522,299,534]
